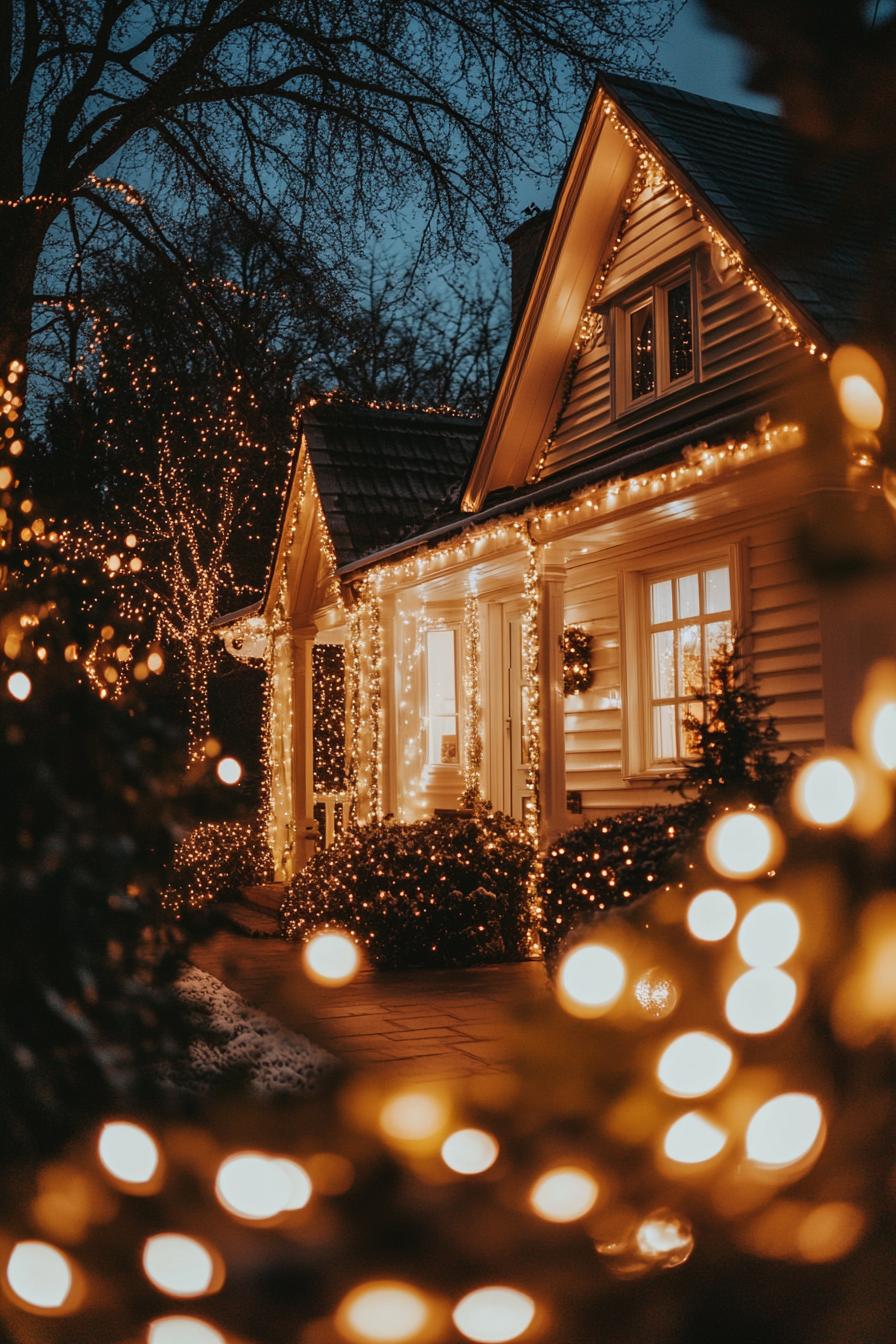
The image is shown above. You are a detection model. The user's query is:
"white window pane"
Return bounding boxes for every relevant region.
[653,704,677,760]
[705,619,732,682]
[650,578,673,625]
[677,571,700,619]
[426,628,456,716]
[681,701,703,757]
[429,717,458,766]
[678,623,703,696]
[704,565,731,614]
[651,629,675,700]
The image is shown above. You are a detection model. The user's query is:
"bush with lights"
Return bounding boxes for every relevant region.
[539,641,792,966]
[161,818,275,916]
[537,801,701,966]
[281,806,535,969]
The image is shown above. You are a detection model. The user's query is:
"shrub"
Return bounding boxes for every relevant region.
[281,808,535,969]
[536,801,704,967]
[162,818,274,915]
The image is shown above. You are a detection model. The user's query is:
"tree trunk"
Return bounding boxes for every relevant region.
[185,655,211,765]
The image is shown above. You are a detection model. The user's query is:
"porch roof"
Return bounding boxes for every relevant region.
[302,401,481,567]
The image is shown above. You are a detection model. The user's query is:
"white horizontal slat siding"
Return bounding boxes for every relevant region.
[538,183,802,482]
[562,504,825,817]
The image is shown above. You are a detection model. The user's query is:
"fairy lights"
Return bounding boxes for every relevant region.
[462,592,484,805]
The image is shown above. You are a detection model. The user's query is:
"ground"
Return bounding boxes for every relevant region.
[191,904,547,1080]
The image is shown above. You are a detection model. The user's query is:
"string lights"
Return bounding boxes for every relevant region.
[461,593,484,806]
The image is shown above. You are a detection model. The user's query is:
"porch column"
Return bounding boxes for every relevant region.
[290,623,319,872]
[538,561,568,840]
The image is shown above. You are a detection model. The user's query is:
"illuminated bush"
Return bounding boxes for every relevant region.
[281,808,535,969]
[163,819,274,915]
[537,803,703,966]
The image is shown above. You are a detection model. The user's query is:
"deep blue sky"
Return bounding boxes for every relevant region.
[659,1,775,111]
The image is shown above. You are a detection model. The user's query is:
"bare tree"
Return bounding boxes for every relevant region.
[1,0,682,381]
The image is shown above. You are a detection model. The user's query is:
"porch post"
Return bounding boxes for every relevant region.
[538,561,568,840]
[290,623,319,871]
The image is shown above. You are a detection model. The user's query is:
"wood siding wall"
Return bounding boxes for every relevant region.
[540,185,803,481]
[562,501,825,815]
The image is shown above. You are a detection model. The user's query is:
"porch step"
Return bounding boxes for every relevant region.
[241,883,287,914]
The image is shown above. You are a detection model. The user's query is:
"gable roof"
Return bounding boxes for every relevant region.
[600,74,878,347]
[462,71,882,512]
[302,401,480,568]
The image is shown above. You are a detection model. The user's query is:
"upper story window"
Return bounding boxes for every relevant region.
[618,267,695,410]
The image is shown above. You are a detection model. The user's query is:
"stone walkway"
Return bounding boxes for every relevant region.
[191,911,547,1080]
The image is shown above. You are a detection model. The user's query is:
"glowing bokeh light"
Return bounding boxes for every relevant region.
[634,967,679,1018]
[656,1032,733,1098]
[663,1112,727,1165]
[838,374,884,431]
[686,888,737,942]
[726,967,797,1034]
[737,901,801,968]
[142,1235,215,1298]
[335,1281,431,1343]
[215,755,242,785]
[441,1129,499,1175]
[452,1286,536,1342]
[5,1241,73,1310]
[379,1089,447,1144]
[529,1166,599,1223]
[148,1319,226,1344]
[869,701,896,770]
[7,670,31,701]
[792,757,857,827]
[705,811,781,880]
[215,1152,310,1220]
[635,1210,694,1265]
[746,1094,824,1169]
[556,943,626,1017]
[302,930,361,986]
[98,1120,160,1186]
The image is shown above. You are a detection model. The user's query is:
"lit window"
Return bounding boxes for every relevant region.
[620,269,695,408]
[425,628,459,766]
[647,563,732,762]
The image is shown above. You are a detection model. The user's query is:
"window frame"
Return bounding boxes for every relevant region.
[614,259,698,413]
[619,541,745,780]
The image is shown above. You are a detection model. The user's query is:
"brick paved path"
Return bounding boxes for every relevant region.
[191,913,547,1081]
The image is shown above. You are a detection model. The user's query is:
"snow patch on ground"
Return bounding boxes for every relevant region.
[169,965,335,1096]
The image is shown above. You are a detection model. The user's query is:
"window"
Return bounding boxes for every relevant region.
[619,268,695,408]
[425,627,460,766]
[646,562,732,763]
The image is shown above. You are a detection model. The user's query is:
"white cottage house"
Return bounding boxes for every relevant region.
[221,73,896,879]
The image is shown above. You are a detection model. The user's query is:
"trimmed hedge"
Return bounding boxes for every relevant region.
[536,801,705,966]
[162,819,274,916]
[281,808,535,969]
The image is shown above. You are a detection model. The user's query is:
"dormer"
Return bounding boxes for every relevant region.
[461,75,839,514]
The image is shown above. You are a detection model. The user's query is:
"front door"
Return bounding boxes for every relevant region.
[487,600,531,821]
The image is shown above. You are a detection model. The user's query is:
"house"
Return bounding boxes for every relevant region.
[222,74,895,879]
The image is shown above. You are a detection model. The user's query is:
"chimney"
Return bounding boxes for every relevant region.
[505,208,551,326]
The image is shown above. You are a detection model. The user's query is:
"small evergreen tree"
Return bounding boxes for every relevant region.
[676,635,793,807]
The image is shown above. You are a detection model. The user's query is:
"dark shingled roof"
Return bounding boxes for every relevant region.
[603,73,883,346]
[302,402,481,567]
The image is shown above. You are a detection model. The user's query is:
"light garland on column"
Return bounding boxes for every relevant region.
[369,591,385,823]
[461,592,484,806]
[520,526,542,841]
[346,603,363,827]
